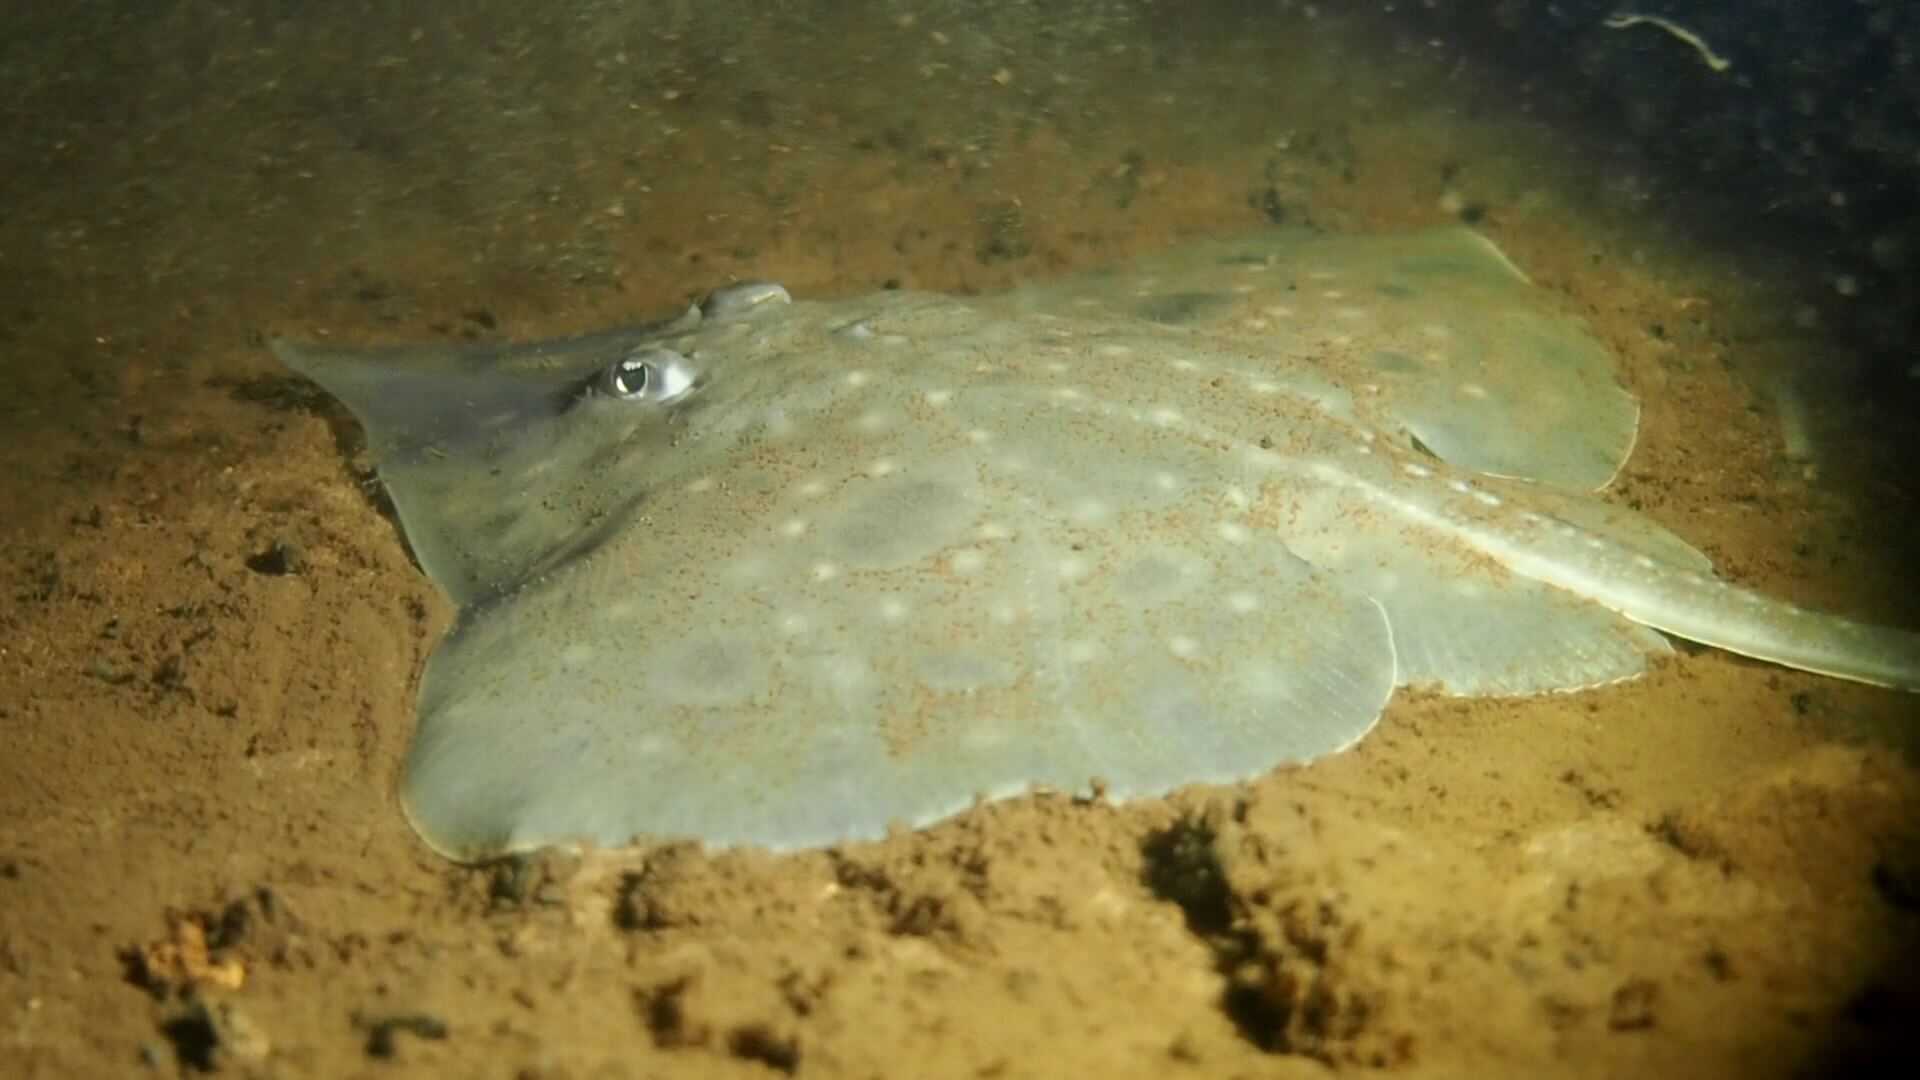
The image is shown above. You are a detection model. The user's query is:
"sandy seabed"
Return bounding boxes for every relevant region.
[3,4,1917,1077]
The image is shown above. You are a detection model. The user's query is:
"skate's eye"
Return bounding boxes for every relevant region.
[597,347,693,403]
[607,356,653,398]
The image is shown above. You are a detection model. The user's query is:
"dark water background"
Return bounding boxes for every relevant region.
[6,1,1918,360]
